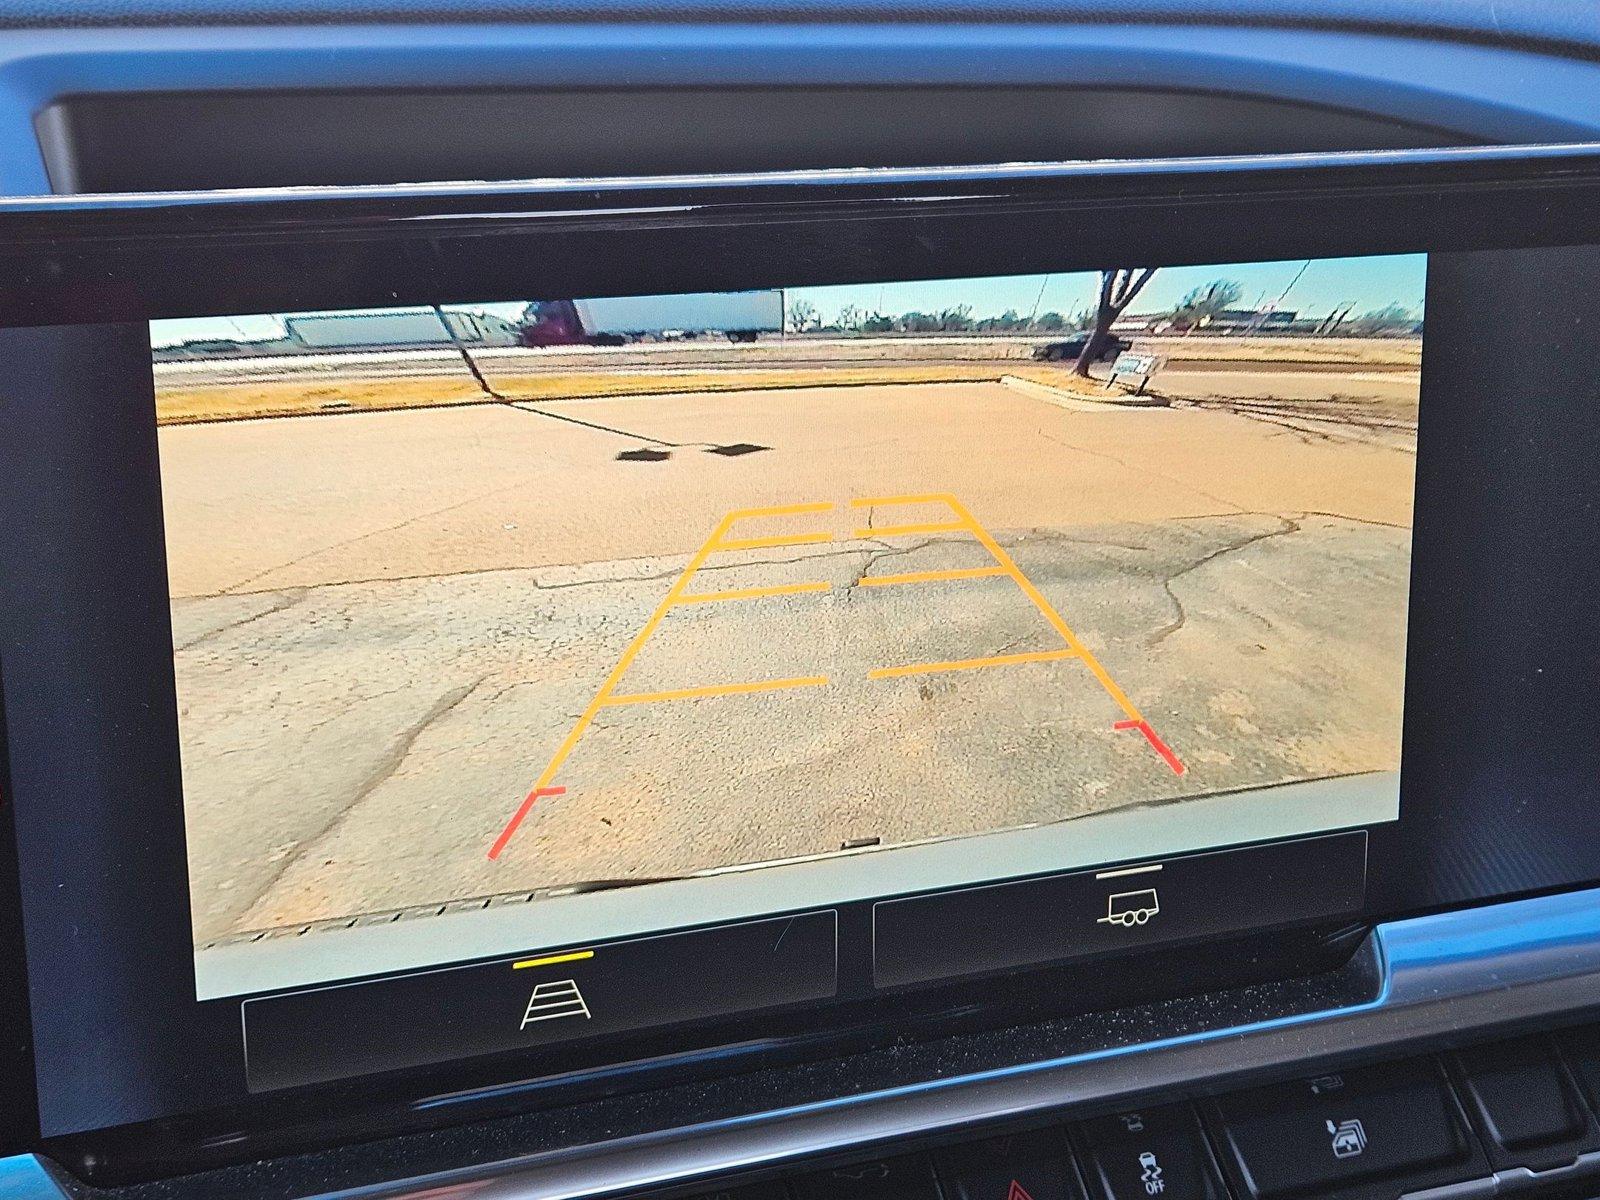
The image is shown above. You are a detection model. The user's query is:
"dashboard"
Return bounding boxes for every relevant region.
[8,5,1600,1200]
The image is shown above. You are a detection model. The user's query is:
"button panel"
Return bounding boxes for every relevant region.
[1451,1036,1600,1171]
[793,1155,942,1200]
[242,910,838,1091]
[872,831,1366,989]
[689,1022,1600,1200]
[935,1128,1082,1200]
[1075,1104,1226,1200]
[1208,1059,1482,1200]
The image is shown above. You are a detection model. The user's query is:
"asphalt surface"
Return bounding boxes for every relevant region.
[163,378,1417,942]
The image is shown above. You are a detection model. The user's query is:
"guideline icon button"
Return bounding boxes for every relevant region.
[520,979,591,1028]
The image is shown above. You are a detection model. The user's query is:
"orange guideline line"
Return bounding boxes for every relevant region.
[934,492,1146,724]
[861,491,1183,775]
[603,676,828,706]
[675,581,831,605]
[853,521,966,538]
[868,649,1077,679]
[490,501,834,859]
[860,493,1180,772]
[859,566,1007,588]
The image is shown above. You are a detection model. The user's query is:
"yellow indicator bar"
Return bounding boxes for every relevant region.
[858,566,1007,587]
[715,532,835,550]
[674,581,831,605]
[869,648,1078,680]
[512,950,595,970]
[602,675,829,706]
[853,521,966,538]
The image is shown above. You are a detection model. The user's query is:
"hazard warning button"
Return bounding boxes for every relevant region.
[935,1128,1085,1200]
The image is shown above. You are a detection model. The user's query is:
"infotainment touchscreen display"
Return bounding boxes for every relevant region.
[22,149,1600,1160]
[154,252,1422,1049]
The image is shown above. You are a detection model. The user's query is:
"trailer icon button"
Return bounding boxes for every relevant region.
[1098,887,1160,927]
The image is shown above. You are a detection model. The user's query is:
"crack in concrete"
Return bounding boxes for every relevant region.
[1147,516,1302,648]
[1181,400,1418,455]
[1299,509,1409,531]
[843,537,948,592]
[229,674,490,928]
[182,513,1403,611]
[299,681,417,737]
[992,630,1046,657]
[1195,399,1416,433]
[173,588,310,652]
[1012,525,1154,553]
[1032,423,1247,513]
[192,537,934,602]
[216,480,539,595]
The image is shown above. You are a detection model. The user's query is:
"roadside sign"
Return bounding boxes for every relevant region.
[1108,351,1162,394]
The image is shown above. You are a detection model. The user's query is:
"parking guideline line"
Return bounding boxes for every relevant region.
[486,787,567,861]
[604,676,830,706]
[868,649,1078,679]
[856,493,1152,732]
[675,581,831,605]
[1115,718,1187,775]
[859,566,1007,588]
[937,493,1147,724]
[492,491,1180,858]
[853,521,966,538]
[490,501,833,860]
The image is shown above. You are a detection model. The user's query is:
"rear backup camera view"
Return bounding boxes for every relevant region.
[157,254,1422,997]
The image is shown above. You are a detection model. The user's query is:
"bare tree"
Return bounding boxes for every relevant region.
[1171,279,1242,329]
[1346,303,1416,337]
[786,297,819,334]
[1075,268,1157,377]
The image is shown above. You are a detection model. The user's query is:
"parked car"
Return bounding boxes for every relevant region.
[1031,333,1130,363]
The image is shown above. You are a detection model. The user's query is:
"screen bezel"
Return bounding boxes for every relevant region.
[6,146,1600,1175]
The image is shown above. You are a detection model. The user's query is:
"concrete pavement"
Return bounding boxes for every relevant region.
[162,380,1416,943]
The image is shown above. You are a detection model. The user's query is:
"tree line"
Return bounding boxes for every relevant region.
[786,277,1420,349]
[785,298,1092,335]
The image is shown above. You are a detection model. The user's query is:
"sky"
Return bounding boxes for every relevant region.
[149,253,1426,346]
[787,254,1426,325]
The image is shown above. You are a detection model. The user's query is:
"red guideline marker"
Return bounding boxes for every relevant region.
[1114,718,1186,776]
[488,786,566,860]
[1007,1182,1036,1200]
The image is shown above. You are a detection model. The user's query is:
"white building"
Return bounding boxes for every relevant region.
[284,309,522,349]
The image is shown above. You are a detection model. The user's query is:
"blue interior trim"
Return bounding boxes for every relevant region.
[326,887,1600,1197]
[0,1157,63,1200]
[7,23,1600,194]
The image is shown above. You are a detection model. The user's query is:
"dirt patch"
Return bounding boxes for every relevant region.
[156,364,1016,425]
[153,335,1422,425]
[1130,335,1420,367]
